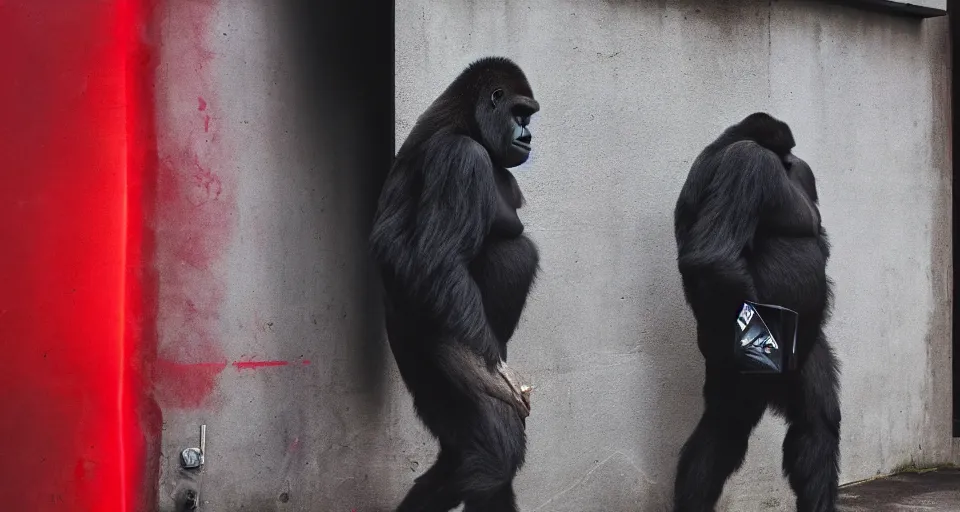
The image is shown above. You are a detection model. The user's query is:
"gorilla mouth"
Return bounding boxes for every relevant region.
[513,135,532,151]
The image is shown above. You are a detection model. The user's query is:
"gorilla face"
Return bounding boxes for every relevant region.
[782,153,814,185]
[476,87,540,168]
[782,153,808,174]
[781,152,819,205]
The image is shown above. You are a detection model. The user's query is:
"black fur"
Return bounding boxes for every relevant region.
[672,113,840,512]
[370,57,540,512]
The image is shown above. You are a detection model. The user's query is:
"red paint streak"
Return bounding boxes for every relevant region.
[154,355,308,407]
[0,0,159,509]
[121,0,163,510]
[156,358,311,372]
[193,158,223,199]
[154,359,227,408]
[233,360,290,370]
[153,0,232,414]
[153,334,227,409]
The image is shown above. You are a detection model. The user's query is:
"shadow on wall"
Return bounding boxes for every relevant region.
[275,0,394,397]
[261,1,395,509]
[159,0,398,508]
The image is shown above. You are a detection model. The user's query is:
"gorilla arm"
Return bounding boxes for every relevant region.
[372,134,531,415]
[677,141,786,308]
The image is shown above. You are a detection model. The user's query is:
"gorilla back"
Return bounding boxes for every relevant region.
[674,112,832,363]
[370,57,540,512]
[671,113,840,512]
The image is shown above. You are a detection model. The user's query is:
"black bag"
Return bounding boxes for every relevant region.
[734,301,799,374]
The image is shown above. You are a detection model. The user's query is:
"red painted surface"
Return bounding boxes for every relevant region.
[153,354,312,405]
[0,0,160,510]
[124,0,163,510]
[152,0,235,412]
[233,360,290,370]
[153,356,315,407]
[153,359,228,409]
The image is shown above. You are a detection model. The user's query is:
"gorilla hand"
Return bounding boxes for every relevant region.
[496,361,533,414]
[435,343,532,418]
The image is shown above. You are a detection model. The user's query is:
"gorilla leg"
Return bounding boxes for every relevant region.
[458,399,526,512]
[673,372,767,512]
[396,447,463,512]
[782,339,841,512]
[463,485,517,512]
[398,398,524,512]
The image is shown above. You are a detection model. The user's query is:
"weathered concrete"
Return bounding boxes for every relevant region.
[838,469,960,511]
[154,0,952,510]
[153,1,394,510]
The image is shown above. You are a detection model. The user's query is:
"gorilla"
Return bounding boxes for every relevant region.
[672,113,840,512]
[370,57,540,512]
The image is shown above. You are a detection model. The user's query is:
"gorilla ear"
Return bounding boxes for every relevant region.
[490,89,504,108]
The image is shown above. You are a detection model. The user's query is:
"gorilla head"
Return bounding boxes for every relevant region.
[412,57,540,169]
[456,58,540,168]
[476,78,539,168]
[734,112,797,159]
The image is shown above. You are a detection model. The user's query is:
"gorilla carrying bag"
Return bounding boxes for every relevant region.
[734,301,798,374]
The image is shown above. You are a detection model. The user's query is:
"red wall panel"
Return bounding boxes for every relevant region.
[0,1,157,510]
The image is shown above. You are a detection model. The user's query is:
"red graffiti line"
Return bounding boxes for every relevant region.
[232,360,288,370]
[197,96,207,111]
[158,358,311,372]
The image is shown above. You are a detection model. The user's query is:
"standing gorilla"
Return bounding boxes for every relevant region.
[370,57,540,512]
[672,113,840,512]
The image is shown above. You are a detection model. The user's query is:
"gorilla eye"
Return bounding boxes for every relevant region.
[490,89,505,107]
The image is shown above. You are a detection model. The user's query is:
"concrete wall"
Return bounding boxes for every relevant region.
[902,0,947,10]
[850,0,947,16]
[153,0,952,510]
[906,0,947,9]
